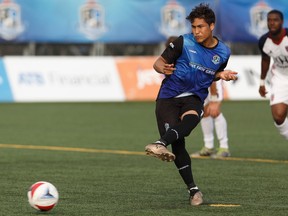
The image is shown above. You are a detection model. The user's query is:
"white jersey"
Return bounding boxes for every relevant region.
[260,31,288,76]
[259,28,288,105]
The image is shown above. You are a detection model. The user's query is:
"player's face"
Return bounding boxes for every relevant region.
[191,18,214,44]
[267,13,283,35]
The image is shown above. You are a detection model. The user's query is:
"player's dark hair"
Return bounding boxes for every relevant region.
[186,3,215,25]
[268,9,284,21]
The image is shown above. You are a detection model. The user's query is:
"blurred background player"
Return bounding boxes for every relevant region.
[191,80,230,158]
[258,9,288,140]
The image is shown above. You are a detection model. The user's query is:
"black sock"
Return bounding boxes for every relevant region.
[161,114,200,145]
[187,183,197,190]
[188,186,199,196]
[172,140,197,194]
[155,139,167,147]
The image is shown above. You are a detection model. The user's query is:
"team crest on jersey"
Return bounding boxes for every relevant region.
[159,0,188,38]
[0,0,24,40]
[212,55,220,65]
[248,1,272,38]
[79,0,106,40]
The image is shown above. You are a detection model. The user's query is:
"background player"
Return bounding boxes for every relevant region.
[258,9,288,140]
[191,80,230,158]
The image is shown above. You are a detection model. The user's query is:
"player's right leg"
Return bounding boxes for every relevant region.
[145,96,202,162]
[145,141,175,162]
[269,75,288,140]
[271,103,288,140]
[145,98,178,162]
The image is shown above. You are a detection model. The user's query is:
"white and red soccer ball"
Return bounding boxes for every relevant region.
[27,181,59,211]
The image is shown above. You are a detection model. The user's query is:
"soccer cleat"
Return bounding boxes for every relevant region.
[190,191,203,206]
[189,187,203,206]
[211,148,231,159]
[190,147,215,157]
[145,142,175,162]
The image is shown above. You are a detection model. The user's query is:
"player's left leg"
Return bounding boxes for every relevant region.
[269,75,288,140]
[171,139,203,206]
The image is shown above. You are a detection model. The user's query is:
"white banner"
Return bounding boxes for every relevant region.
[4,57,125,102]
[1,56,271,102]
[224,55,270,100]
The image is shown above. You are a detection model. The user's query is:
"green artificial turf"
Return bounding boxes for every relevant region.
[0,101,287,216]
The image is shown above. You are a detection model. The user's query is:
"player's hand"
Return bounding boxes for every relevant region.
[218,70,238,81]
[162,63,176,75]
[259,85,268,97]
[206,102,221,117]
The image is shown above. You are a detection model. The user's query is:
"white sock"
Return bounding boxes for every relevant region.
[274,118,288,140]
[214,113,229,149]
[200,116,214,149]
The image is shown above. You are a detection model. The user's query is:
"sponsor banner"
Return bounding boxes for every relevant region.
[116,57,163,101]
[0,59,13,102]
[115,56,268,101]
[0,56,270,102]
[224,55,269,100]
[218,0,288,42]
[0,0,212,43]
[3,57,125,102]
[1,0,288,43]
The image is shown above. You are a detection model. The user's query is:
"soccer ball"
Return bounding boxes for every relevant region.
[27,181,59,211]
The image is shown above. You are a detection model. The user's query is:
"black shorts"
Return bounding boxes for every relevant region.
[155,95,203,136]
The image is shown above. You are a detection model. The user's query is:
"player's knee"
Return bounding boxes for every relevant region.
[181,114,200,136]
[273,115,286,125]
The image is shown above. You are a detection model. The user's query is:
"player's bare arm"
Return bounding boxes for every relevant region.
[259,55,270,97]
[153,56,176,75]
[216,70,238,81]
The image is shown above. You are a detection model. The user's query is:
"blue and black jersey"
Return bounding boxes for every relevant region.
[158,33,230,102]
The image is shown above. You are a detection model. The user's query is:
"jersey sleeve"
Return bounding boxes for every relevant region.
[161,36,183,64]
[258,33,269,57]
[216,60,228,72]
[214,41,234,79]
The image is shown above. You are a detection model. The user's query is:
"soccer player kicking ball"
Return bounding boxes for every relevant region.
[145,3,237,206]
[258,10,288,140]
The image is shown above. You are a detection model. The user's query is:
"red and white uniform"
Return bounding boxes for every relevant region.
[259,28,288,105]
